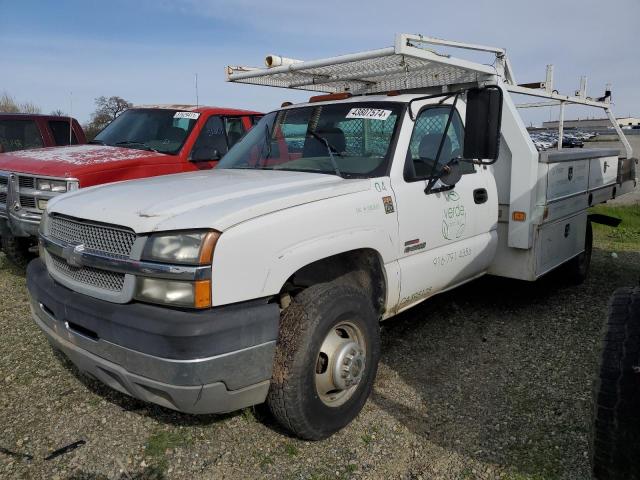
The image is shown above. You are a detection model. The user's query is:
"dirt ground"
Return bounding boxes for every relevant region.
[1,240,639,479]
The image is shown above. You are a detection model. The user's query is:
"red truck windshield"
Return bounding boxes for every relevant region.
[92,109,199,154]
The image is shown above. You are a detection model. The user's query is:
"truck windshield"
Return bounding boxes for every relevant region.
[217,102,402,178]
[93,109,199,154]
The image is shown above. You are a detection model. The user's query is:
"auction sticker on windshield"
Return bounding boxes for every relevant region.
[346,108,392,120]
[174,112,200,119]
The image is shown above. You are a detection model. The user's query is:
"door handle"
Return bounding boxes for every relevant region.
[473,188,488,204]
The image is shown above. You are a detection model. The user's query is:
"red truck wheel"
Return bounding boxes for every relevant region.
[1,235,35,267]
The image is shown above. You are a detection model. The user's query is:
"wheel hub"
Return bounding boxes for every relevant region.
[315,322,368,407]
[333,341,365,390]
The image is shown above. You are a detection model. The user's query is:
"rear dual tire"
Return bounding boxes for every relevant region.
[267,283,380,440]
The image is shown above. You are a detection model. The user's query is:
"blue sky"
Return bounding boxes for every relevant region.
[1,0,638,125]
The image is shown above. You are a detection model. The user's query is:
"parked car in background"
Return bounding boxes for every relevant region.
[562,136,584,148]
[0,113,86,153]
[0,105,261,265]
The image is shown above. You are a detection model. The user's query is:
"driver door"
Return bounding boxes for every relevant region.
[391,105,496,311]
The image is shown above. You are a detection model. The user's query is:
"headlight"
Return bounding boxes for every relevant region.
[141,230,219,265]
[135,230,220,309]
[37,179,67,193]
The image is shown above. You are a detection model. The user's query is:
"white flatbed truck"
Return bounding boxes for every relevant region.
[27,34,637,440]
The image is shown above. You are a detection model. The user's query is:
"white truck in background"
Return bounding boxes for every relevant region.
[27,34,636,440]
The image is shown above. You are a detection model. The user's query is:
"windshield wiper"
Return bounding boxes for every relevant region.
[115,141,158,153]
[307,130,342,177]
[88,139,105,145]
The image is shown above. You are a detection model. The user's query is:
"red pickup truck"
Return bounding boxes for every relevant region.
[0,113,86,153]
[0,105,261,265]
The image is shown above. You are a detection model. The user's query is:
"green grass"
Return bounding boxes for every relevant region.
[145,429,192,458]
[590,204,640,251]
[143,429,193,478]
[283,442,299,457]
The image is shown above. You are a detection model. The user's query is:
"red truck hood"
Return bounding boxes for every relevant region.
[0,145,169,178]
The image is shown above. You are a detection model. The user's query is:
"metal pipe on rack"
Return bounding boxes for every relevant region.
[605,108,634,159]
[557,102,565,150]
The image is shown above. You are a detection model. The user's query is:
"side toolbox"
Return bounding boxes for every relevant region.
[535,211,587,276]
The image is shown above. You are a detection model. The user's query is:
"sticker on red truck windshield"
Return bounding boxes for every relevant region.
[346,108,392,120]
[174,111,200,119]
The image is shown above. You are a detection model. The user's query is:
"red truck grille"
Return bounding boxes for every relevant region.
[18,176,35,189]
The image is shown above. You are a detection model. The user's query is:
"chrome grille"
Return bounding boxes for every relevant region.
[19,195,36,209]
[19,176,35,189]
[49,215,136,258]
[0,193,6,204]
[50,254,125,291]
[0,177,7,186]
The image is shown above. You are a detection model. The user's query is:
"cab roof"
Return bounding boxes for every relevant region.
[133,104,262,115]
[278,93,443,111]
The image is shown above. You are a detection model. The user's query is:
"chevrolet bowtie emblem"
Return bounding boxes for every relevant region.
[62,243,85,268]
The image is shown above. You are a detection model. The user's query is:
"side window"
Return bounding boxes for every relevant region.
[0,120,44,152]
[224,117,246,148]
[48,120,78,146]
[191,116,228,160]
[405,106,474,181]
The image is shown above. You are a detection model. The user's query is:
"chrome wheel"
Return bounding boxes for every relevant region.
[315,321,367,407]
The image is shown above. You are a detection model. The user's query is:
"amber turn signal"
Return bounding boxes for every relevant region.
[194,280,212,309]
[199,231,221,264]
[512,211,526,222]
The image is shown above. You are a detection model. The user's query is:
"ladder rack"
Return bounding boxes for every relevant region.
[225,33,632,158]
[226,34,505,95]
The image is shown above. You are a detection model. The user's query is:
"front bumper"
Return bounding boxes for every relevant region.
[0,171,52,238]
[27,259,280,414]
[5,209,42,236]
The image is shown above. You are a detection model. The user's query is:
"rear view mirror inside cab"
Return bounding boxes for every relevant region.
[464,87,503,163]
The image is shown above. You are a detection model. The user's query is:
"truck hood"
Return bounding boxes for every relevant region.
[0,145,168,178]
[48,169,370,232]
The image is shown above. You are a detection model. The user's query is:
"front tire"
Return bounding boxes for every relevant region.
[1,234,35,267]
[267,282,381,440]
[592,287,640,479]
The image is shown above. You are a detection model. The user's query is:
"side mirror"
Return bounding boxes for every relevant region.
[463,87,503,162]
[191,146,222,162]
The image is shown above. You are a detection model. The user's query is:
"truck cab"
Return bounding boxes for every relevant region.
[26,35,637,440]
[0,105,261,264]
[0,113,86,153]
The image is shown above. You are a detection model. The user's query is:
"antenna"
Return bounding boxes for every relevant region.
[195,73,199,107]
[69,91,73,145]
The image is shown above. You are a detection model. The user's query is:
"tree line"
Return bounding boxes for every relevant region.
[1,92,132,140]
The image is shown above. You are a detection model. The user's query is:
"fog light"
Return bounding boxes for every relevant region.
[37,199,48,210]
[135,277,211,309]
